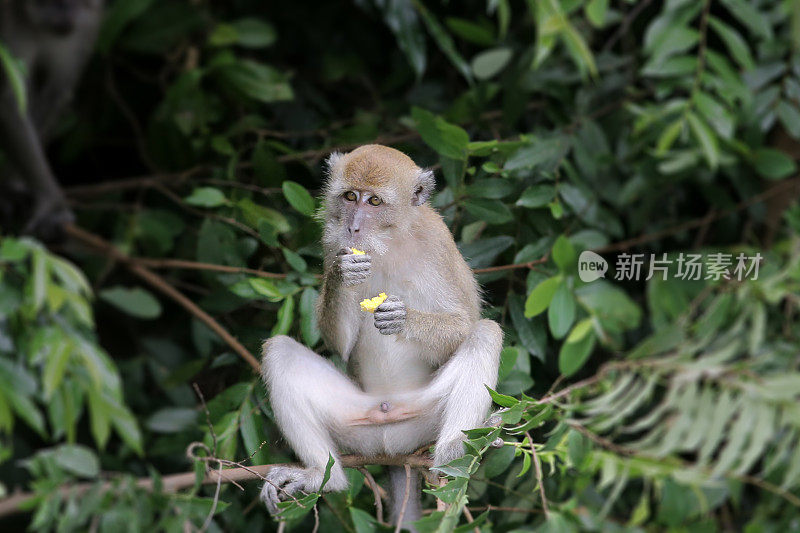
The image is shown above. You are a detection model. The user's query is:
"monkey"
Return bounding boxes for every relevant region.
[259,144,503,528]
[0,0,103,240]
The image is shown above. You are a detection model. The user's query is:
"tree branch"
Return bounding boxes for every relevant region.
[64,225,262,373]
[0,454,433,518]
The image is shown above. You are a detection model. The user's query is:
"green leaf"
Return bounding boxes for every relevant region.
[686,111,719,170]
[552,235,576,272]
[694,92,734,139]
[559,330,596,376]
[517,184,555,208]
[524,276,560,318]
[378,0,427,77]
[240,399,268,466]
[752,148,797,180]
[504,137,568,172]
[487,387,518,408]
[281,247,307,273]
[720,0,773,40]
[412,107,470,160]
[350,507,377,533]
[498,347,519,381]
[299,287,321,347]
[43,340,71,400]
[271,295,295,336]
[446,17,495,46]
[471,47,513,80]
[777,100,800,139]
[212,57,293,103]
[482,445,516,477]
[566,318,593,343]
[96,0,158,53]
[585,0,608,27]
[0,43,27,112]
[54,444,100,479]
[548,280,575,339]
[99,287,162,319]
[462,199,513,224]
[210,18,277,48]
[411,0,473,83]
[146,408,198,433]
[184,187,228,208]
[282,181,316,216]
[708,16,754,70]
[656,119,684,155]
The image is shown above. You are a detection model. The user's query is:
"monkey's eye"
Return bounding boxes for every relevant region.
[343,191,357,201]
[368,196,382,206]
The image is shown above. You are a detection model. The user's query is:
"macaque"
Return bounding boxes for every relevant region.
[0,0,103,240]
[260,145,503,527]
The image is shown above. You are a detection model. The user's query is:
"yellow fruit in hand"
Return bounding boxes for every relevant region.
[351,248,366,255]
[360,292,387,312]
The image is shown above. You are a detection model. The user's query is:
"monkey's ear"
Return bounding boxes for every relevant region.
[412,169,435,206]
[326,151,344,175]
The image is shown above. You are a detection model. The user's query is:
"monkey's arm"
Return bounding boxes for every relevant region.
[374,296,471,365]
[316,252,369,359]
[404,308,473,364]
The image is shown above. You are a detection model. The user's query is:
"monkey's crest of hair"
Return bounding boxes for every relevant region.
[323,144,434,207]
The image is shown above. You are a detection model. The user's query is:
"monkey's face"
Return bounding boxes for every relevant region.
[22,0,92,35]
[322,145,435,255]
[324,187,397,253]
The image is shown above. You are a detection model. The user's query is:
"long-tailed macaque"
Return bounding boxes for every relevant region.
[0,0,103,240]
[260,145,503,527]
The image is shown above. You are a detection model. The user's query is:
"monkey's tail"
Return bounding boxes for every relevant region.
[388,466,421,532]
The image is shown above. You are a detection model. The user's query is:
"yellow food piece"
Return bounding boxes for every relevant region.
[360,292,387,312]
[351,248,366,255]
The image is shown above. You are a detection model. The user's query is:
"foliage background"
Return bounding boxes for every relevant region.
[2,0,800,530]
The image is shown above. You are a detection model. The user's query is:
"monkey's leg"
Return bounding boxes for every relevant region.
[426,319,503,468]
[260,335,385,513]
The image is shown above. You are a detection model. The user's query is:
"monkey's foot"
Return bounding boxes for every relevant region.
[260,466,318,515]
[347,401,420,426]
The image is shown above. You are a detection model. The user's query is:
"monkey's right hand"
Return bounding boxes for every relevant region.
[337,248,371,286]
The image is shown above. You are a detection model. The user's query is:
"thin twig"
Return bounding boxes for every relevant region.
[359,467,385,523]
[312,504,320,533]
[473,256,549,274]
[193,383,218,455]
[461,506,481,533]
[393,464,412,533]
[198,462,223,533]
[136,257,290,279]
[526,432,549,517]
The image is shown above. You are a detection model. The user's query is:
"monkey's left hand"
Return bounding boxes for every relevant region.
[373,295,406,335]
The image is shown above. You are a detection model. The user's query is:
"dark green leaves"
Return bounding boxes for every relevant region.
[99,287,162,319]
[0,43,27,112]
[282,181,316,216]
[209,18,277,48]
[412,107,470,160]
[184,187,228,208]
[471,47,512,80]
[752,148,797,180]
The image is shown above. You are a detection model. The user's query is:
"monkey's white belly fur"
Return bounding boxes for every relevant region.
[349,261,439,394]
